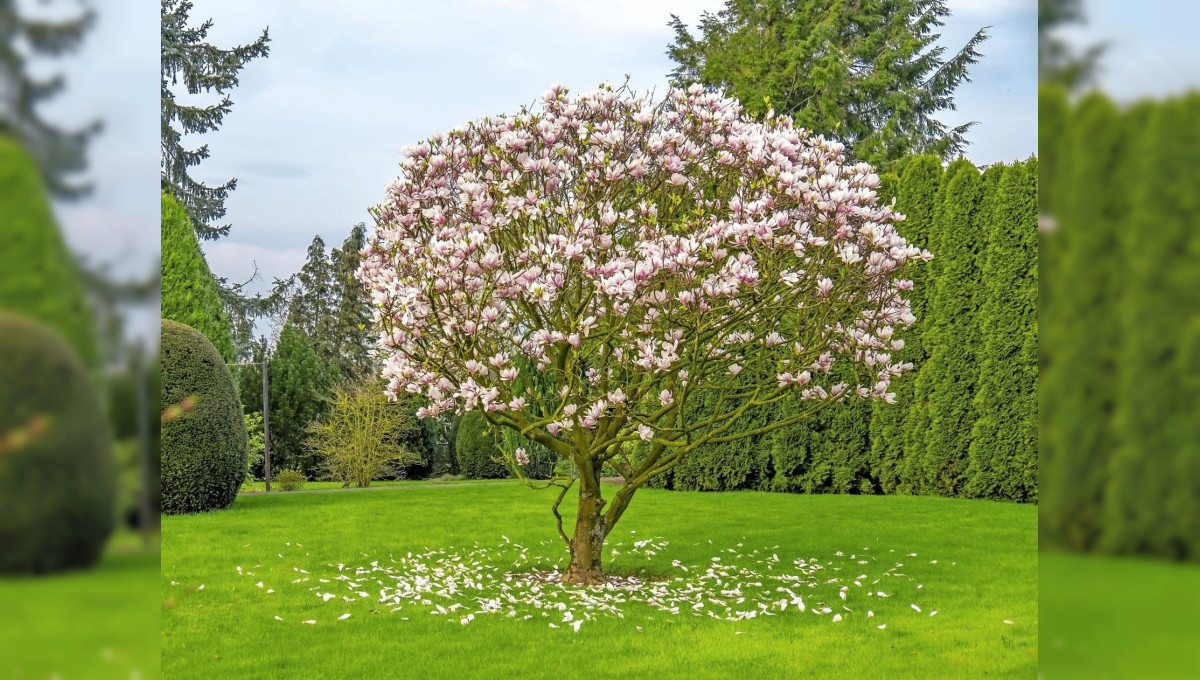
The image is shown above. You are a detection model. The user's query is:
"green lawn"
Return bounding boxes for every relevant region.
[239,477,507,493]
[1041,551,1200,678]
[162,483,1036,678]
[1,536,160,680]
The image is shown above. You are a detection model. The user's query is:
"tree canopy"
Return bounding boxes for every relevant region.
[667,0,986,167]
[160,0,269,240]
[0,0,101,198]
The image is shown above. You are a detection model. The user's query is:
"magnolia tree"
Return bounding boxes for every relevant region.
[358,83,928,584]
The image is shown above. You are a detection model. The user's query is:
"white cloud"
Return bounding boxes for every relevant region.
[181,0,1034,293]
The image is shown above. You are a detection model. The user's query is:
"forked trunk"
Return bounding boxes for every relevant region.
[562,465,608,585]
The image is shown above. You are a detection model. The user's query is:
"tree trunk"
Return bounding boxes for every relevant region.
[562,463,608,584]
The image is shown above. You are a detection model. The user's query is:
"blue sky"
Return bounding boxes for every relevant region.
[180,0,1038,311]
[1059,0,1200,101]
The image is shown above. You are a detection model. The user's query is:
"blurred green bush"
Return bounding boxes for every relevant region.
[0,136,98,370]
[1040,87,1200,561]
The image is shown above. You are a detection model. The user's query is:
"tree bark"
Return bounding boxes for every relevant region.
[562,462,608,584]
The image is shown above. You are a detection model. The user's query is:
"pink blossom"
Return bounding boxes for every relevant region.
[360,83,925,449]
[515,448,530,465]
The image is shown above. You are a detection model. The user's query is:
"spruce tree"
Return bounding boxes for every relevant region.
[0,0,100,198]
[329,224,374,381]
[284,236,338,362]
[268,324,331,476]
[160,192,235,361]
[917,164,984,495]
[1038,0,1104,90]
[161,0,269,240]
[869,155,941,492]
[667,0,987,166]
[1040,93,1123,549]
[965,162,1038,501]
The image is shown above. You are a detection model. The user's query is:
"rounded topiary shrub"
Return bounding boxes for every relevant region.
[0,312,115,574]
[455,411,510,479]
[160,319,247,514]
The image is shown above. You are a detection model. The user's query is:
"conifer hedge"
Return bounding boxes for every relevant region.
[869,154,942,493]
[0,136,98,369]
[917,164,984,495]
[964,162,1038,502]
[656,153,1038,503]
[161,193,236,362]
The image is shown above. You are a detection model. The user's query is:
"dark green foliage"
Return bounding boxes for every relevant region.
[903,157,976,492]
[0,313,115,574]
[0,136,98,368]
[267,325,333,477]
[871,155,941,492]
[1039,93,1124,550]
[236,336,268,438]
[107,352,162,516]
[916,164,985,495]
[877,172,900,204]
[415,415,460,478]
[161,192,235,361]
[965,162,1038,501]
[670,376,771,491]
[455,412,510,480]
[667,0,987,166]
[160,319,247,514]
[1037,86,1070,217]
[161,0,270,240]
[1103,97,1200,558]
[281,226,375,382]
[286,236,337,356]
[1037,92,1200,563]
[330,224,375,381]
[273,468,305,492]
[0,3,99,198]
[496,428,557,480]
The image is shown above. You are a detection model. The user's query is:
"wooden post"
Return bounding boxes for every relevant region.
[262,350,271,492]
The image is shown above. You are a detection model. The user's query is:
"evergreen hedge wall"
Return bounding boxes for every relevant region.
[161,192,236,362]
[663,153,1039,503]
[1040,89,1200,561]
